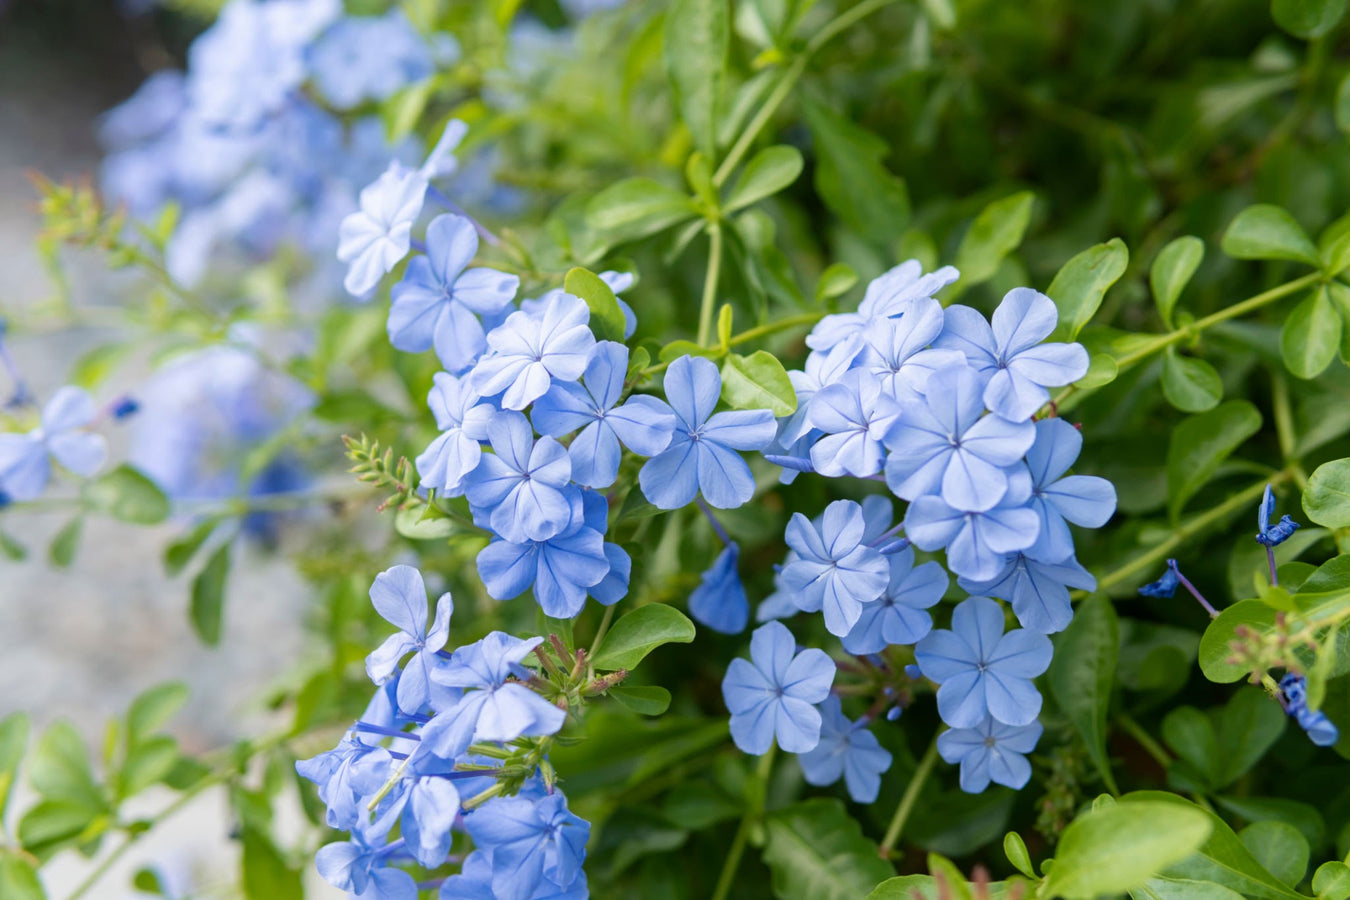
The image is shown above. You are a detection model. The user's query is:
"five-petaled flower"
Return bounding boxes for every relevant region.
[722,620,836,754]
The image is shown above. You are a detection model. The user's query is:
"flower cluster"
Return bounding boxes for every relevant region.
[299,565,592,900]
[718,262,1117,796]
[98,0,459,287]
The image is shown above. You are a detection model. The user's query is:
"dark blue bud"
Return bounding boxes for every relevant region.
[903,664,922,681]
[763,454,814,473]
[1139,562,1181,599]
[111,396,140,421]
[886,706,902,722]
[1256,515,1300,548]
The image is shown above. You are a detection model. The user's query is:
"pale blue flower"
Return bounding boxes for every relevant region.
[308,11,434,110]
[722,620,835,754]
[532,341,676,488]
[338,161,428,297]
[414,373,497,495]
[903,467,1040,581]
[841,546,949,654]
[388,214,520,373]
[463,411,576,543]
[781,499,890,636]
[364,566,452,715]
[937,715,1042,793]
[805,369,900,478]
[1024,417,1117,563]
[959,552,1096,635]
[914,596,1051,728]
[463,793,590,900]
[883,363,1035,512]
[638,355,777,510]
[476,524,610,619]
[797,695,893,803]
[471,293,596,410]
[935,288,1089,421]
[0,386,107,502]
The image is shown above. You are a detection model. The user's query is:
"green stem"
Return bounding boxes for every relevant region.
[711,745,776,900]
[1114,712,1171,770]
[1094,471,1293,594]
[710,0,898,188]
[880,736,939,859]
[641,312,823,379]
[696,223,724,347]
[588,603,617,659]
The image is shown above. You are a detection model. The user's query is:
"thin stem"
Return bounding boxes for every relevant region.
[588,604,617,659]
[697,496,733,547]
[1171,564,1219,619]
[641,312,823,379]
[1094,472,1292,594]
[1115,712,1171,770]
[711,745,776,900]
[1268,547,1279,588]
[696,223,724,347]
[880,735,939,858]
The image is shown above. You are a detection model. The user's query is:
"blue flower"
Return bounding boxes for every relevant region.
[476,523,610,618]
[689,543,749,634]
[883,363,1035,512]
[935,287,1089,422]
[0,386,107,502]
[779,338,860,448]
[445,850,590,899]
[856,296,964,397]
[806,261,959,352]
[388,214,520,373]
[364,566,453,715]
[578,489,630,606]
[722,620,836,754]
[296,736,393,830]
[796,695,893,803]
[532,341,677,488]
[903,468,1041,582]
[420,633,567,759]
[959,552,1096,635]
[1281,674,1340,747]
[471,293,597,410]
[464,793,591,900]
[805,370,901,478]
[464,411,577,543]
[781,499,891,636]
[638,355,777,510]
[308,11,434,110]
[315,829,418,900]
[841,546,949,654]
[415,373,497,495]
[936,715,1043,793]
[338,161,428,296]
[1138,560,1181,598]
[366,755,462,868]
[1024,418,1117,563]
[914,596,1051,728]
[1257,484,1300,548]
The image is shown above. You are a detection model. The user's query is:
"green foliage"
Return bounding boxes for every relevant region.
[84,465,170,525]
[762,799,894,900]
[590,604,695,671]
[1047,593,1119,794]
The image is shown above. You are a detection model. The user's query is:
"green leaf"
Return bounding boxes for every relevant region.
[394,504,454,541]
[241,825,304,900]
[1041,801,1212,899]
[721,351,796,416]
[1313,861,1350,900]
[0,853,44,900]
[953,191,1035,292]
[1048,593,1119,794]
[1271,0,1347,37]
[126,683,189,746]
[117,736,179,798]
[1165,401,1262,521]
[84,465,170,525]
[1077,352,1120,390]
[1221,204,1320,266]
[29,721,102,809]
[71,342,130,389]
[1046,238,1129,341]
[18,800,103,856]
[1200,600,1277,683]
[725,145,804,212]
[1337,73,1350,133]
[1151,235,1205,329]
[1004,831,1035,879]
[815,263,858,303]
[585,177,697,239]
[591,604,696,670]
[1161,351,1224,413]
[1130,876,1246,900]
[1215,689,1286,787]
[1304,459,1350,528]
[608,685,672,716]
[1119,791,1305,900]
[762,798,895,900]
[190,543,231,647]
[801,98,910,244]
[1162,707,1219,791]
[47,516,82,569]
[1238,821,1308,887]
[1281,287,1341,379]
[0,713,29,823]
[564,267,628,343]
[1318,211,1350,276]
[664,0,728,159]
[163,518,219,577]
